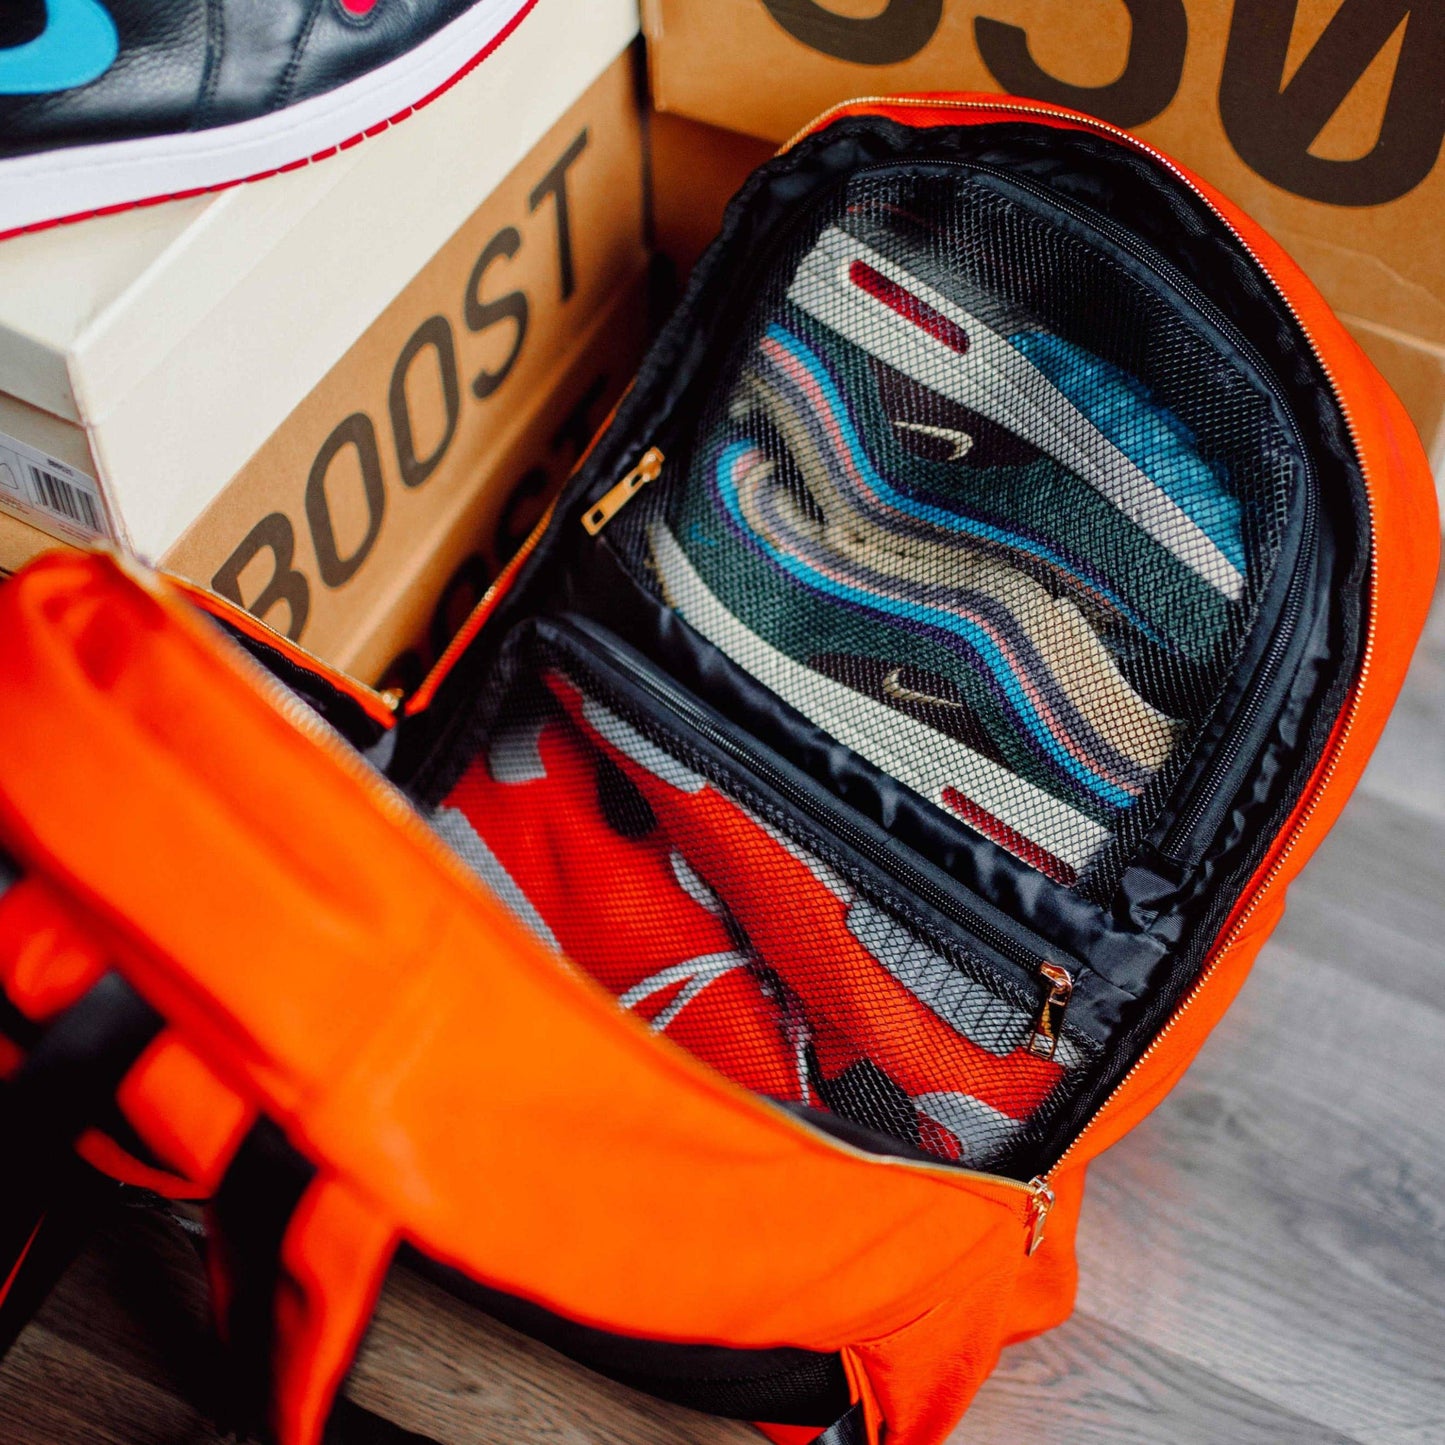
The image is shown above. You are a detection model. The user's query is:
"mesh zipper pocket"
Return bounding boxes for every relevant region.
[431,620,1091,1174]
[603,164,1303,895]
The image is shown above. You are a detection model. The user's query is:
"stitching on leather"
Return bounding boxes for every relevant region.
[195,0,225,132]
[276,0,328,112]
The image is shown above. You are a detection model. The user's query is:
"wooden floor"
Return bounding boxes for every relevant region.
[3,582,1442,1445]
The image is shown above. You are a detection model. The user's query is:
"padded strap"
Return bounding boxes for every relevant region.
[813,1403,869,1445]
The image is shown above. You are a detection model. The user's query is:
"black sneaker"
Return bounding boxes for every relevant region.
[0,0,536,239]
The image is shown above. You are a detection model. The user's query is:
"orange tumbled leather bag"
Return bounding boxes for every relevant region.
[0,96,1437,1445]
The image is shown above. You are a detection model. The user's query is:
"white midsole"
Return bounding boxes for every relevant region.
[0,0,533,236]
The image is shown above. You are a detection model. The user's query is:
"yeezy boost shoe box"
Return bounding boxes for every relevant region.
[163,54,649,683]
[0,0,640,558]
[642,0,1445,497]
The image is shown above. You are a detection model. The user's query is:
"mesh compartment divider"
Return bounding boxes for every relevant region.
[609,168,1299,895]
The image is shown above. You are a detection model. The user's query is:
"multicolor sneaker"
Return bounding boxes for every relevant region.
[0,0,535,239]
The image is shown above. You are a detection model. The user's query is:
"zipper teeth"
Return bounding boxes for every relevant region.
[405,496,561,715]
[567,620,1055,983]
[1165,498,1315,852]
[779,94,1376,1182]
[161,569,399,723]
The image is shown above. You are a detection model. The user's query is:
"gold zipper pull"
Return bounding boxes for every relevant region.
[581,446,664,535]
[1027,961,1074,1060]
[377,687,404,713]
[1024,1177,1055,1255]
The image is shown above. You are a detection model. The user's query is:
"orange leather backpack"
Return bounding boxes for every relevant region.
[0,95,1437,1445]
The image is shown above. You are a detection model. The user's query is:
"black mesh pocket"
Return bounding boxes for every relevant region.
[431,623,1087,1174]
[609,167,1300,891]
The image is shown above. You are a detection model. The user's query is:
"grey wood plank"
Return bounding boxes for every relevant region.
[1272,789,1445,1013]
[952,1310,1362,1445]
[350,1265,754,1445]
[1358,578,1445,822]
[1071,939,1445,1443]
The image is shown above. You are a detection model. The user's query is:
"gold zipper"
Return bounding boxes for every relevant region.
[781,93,1377,1232]
[581,447,665,535]
[1024,1177,1055,1255]
[1026,963,1074,1061]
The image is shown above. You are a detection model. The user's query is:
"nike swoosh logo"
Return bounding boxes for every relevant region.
[881,668,967,711]
[891,420,974,460]
[0,0,118,96]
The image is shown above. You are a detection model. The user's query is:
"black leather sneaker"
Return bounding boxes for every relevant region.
[0,0,536,239]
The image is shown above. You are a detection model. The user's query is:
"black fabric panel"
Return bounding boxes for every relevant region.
[400,1246,851,1428]
[209,617,390,752]
[0,977,170,1174]
[211,1116,318,1433]
[0,972,163,1167]
[325,1397,444,1445]
[0,1165,121,1362]
[0,986,42,1051]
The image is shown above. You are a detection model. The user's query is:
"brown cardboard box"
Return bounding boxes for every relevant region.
[164,53,650,680]
[353,269,650,690]
[0,508,62,579]
[643,0,1445,475]
[649,111,774,275]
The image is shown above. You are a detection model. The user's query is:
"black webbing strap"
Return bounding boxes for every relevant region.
[324,1397,445,1445]
[0,970,163,1361]
[210,1115,318,1433]
[0,1163,119,1360]
[812,1402,869,1445]
[0,987,41,1051]
[210,1120,434,1445]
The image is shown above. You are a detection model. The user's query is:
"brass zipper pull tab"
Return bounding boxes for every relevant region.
[377,687,404,713]
[581,446,664,535]
[1024,1177,1055,1255]
[1027,961,1074,1060]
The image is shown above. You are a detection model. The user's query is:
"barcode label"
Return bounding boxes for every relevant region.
[0,426,108,541]
[29,463,102,533]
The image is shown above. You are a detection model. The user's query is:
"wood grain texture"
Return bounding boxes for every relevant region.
[953,1310,1361,1445]
[1,582,1442,1445]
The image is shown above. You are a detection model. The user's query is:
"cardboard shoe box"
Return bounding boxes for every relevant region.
[0,0,640,558]
[643,0,1445,492]
[164,52,650,683]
